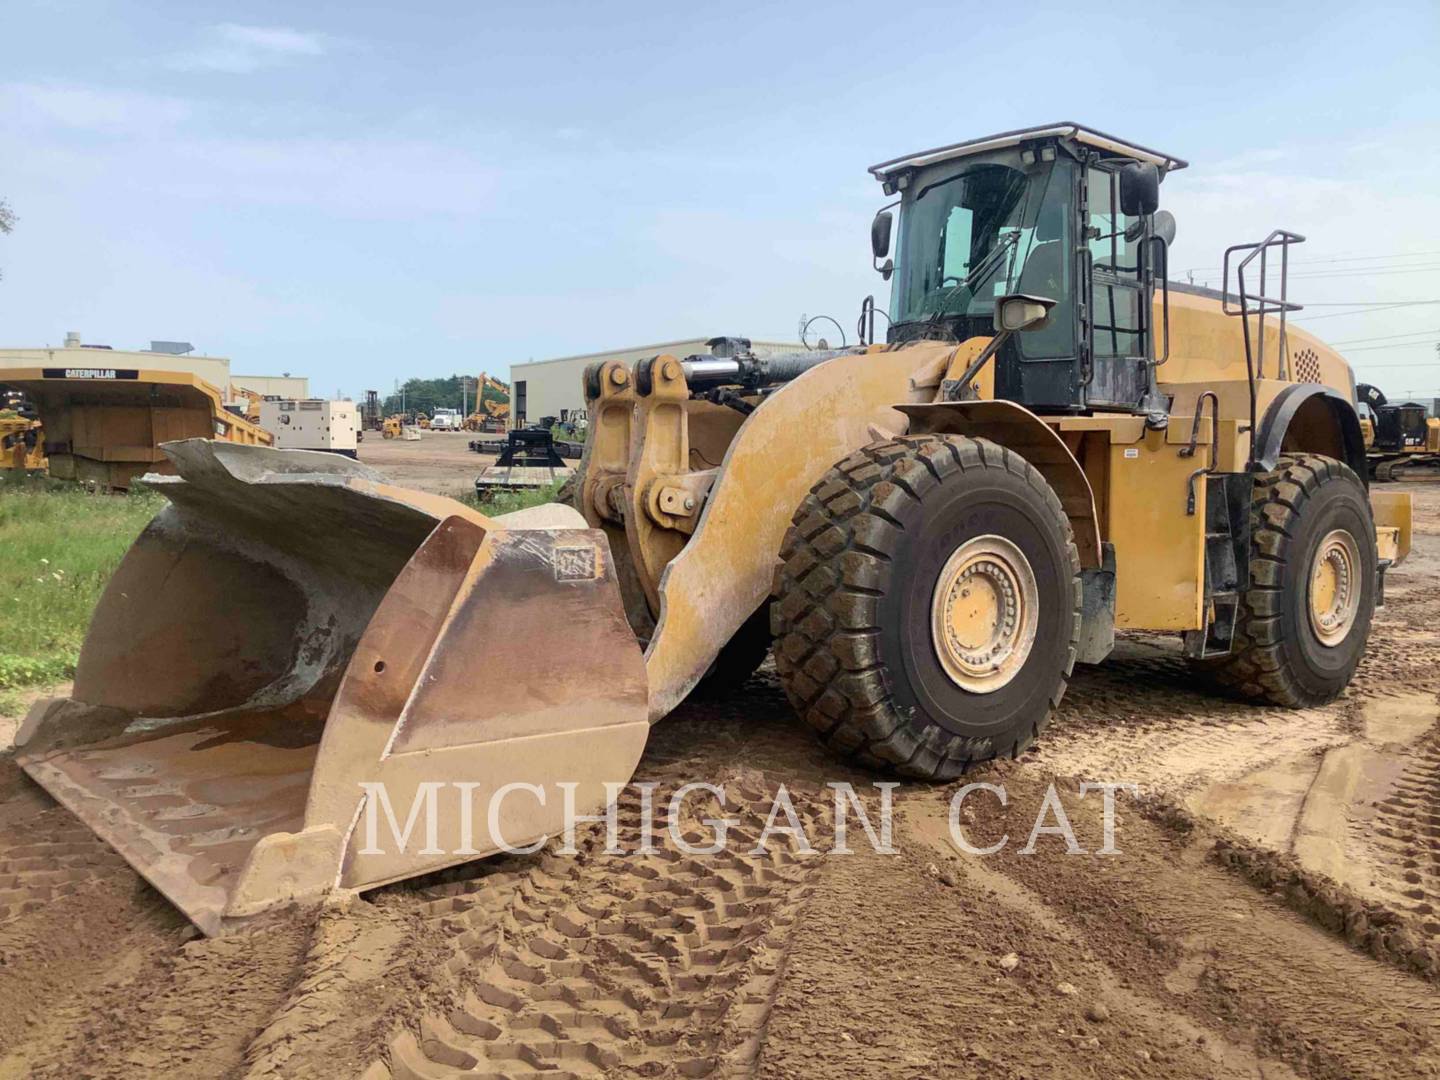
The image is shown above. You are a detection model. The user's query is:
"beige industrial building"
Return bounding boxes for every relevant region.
[509,337,802,425]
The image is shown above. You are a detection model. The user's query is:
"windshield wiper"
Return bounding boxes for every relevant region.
[923,229,1020,325]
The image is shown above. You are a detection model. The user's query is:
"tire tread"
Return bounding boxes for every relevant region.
[1202,453,1371,706]
[771,435,1081,780]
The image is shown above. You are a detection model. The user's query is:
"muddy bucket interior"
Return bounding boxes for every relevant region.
[16,441,650,934]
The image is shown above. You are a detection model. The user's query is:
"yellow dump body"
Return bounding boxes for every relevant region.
[0,367,271,489]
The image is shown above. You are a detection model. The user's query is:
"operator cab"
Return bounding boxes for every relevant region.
[869,122,1187,419]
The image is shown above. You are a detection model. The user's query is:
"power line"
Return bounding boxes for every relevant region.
[1299,300,1440,306]
[1290,249,1440,265]
[1293,301,1440,322]
[1180,248,1440,275]
[1347,361,1440,371]
[1329,328,1440,345]
[1288,266,1440,281]
[1336,342,1437,354]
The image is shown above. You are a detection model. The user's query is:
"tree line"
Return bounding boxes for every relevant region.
[381,375,509,417]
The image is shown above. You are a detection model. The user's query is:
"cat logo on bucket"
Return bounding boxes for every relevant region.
[553,544,600,582]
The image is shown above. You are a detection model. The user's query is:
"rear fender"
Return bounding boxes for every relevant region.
[894,400,1103,569]
[1257,384,1367,479]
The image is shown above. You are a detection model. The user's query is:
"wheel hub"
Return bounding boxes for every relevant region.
[930,535,1039,693]
[1308,528,1361,646]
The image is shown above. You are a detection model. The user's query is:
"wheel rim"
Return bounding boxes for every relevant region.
[1308,528,1361,646]
[929,535,1039,693]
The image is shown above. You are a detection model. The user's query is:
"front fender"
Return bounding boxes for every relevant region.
[894,400,1103,569]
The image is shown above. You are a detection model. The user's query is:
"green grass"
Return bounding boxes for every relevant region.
[0,473,567,714]
[0,475,164,703]
[461,480,566,516]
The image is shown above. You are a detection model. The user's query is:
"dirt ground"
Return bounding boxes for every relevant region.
[0,482,1436,1078]
[356,431,496,498]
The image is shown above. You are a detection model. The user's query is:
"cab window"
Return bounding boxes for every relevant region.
[1088,167,1144,359]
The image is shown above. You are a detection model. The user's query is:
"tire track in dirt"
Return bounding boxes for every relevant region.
[0,754,316,1080]
[0,755,187,1074]
[0,843,190,1076]
[1369,729,1440,930]
[0,757,125,928]
[239,685,843,1080]
[759,820,1265,1079]
[363,774,829,1079]
[1036,637,1354,801]
[0,804,129,926]
[936,769,1440,1079]
[1036,529,1440,929]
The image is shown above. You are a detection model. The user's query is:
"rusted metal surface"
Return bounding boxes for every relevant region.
[17,703,322,935]
[16,440,648,934]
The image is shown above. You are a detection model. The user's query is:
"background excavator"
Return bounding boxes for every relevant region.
[16,123,1412,934]
[1357,382,1440,480]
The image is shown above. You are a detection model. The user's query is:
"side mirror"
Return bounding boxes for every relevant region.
[1119,162,1160,216]
[994,293,1056,333]
[1123,208,1177,246]
[1152,209,1177,247]
[870,210,892,259]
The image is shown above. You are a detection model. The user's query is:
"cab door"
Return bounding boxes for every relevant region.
[1084,165,1150,409]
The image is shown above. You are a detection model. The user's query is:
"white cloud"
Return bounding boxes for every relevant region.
[7,82,191,134]
[0,80,500,219]
[1165,128,1440,392]
[169,23,331,74]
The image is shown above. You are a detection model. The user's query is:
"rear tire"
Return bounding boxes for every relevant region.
[772,436,1081,780]
[1199,454,1376,706]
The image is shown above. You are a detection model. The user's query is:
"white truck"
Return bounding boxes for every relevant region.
[258,399,359,458]
[430,407,462,431]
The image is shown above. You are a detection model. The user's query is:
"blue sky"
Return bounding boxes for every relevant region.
[2,0,1438,397]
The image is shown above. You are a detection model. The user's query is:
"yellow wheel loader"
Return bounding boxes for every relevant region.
[0,414,45,472]
[17,123,1412,934]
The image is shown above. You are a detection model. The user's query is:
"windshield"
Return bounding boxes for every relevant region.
[890,160,1072,339]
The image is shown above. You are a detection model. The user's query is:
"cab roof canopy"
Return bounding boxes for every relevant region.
[868,122,1189,183]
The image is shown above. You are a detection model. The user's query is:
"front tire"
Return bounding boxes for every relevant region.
[1200,454,1377,705]
[772,436,1081,780]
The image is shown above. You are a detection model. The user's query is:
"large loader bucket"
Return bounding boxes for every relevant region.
[15,440,649,935]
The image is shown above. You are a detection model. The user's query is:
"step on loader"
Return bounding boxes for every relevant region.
[18,123,1413,933]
